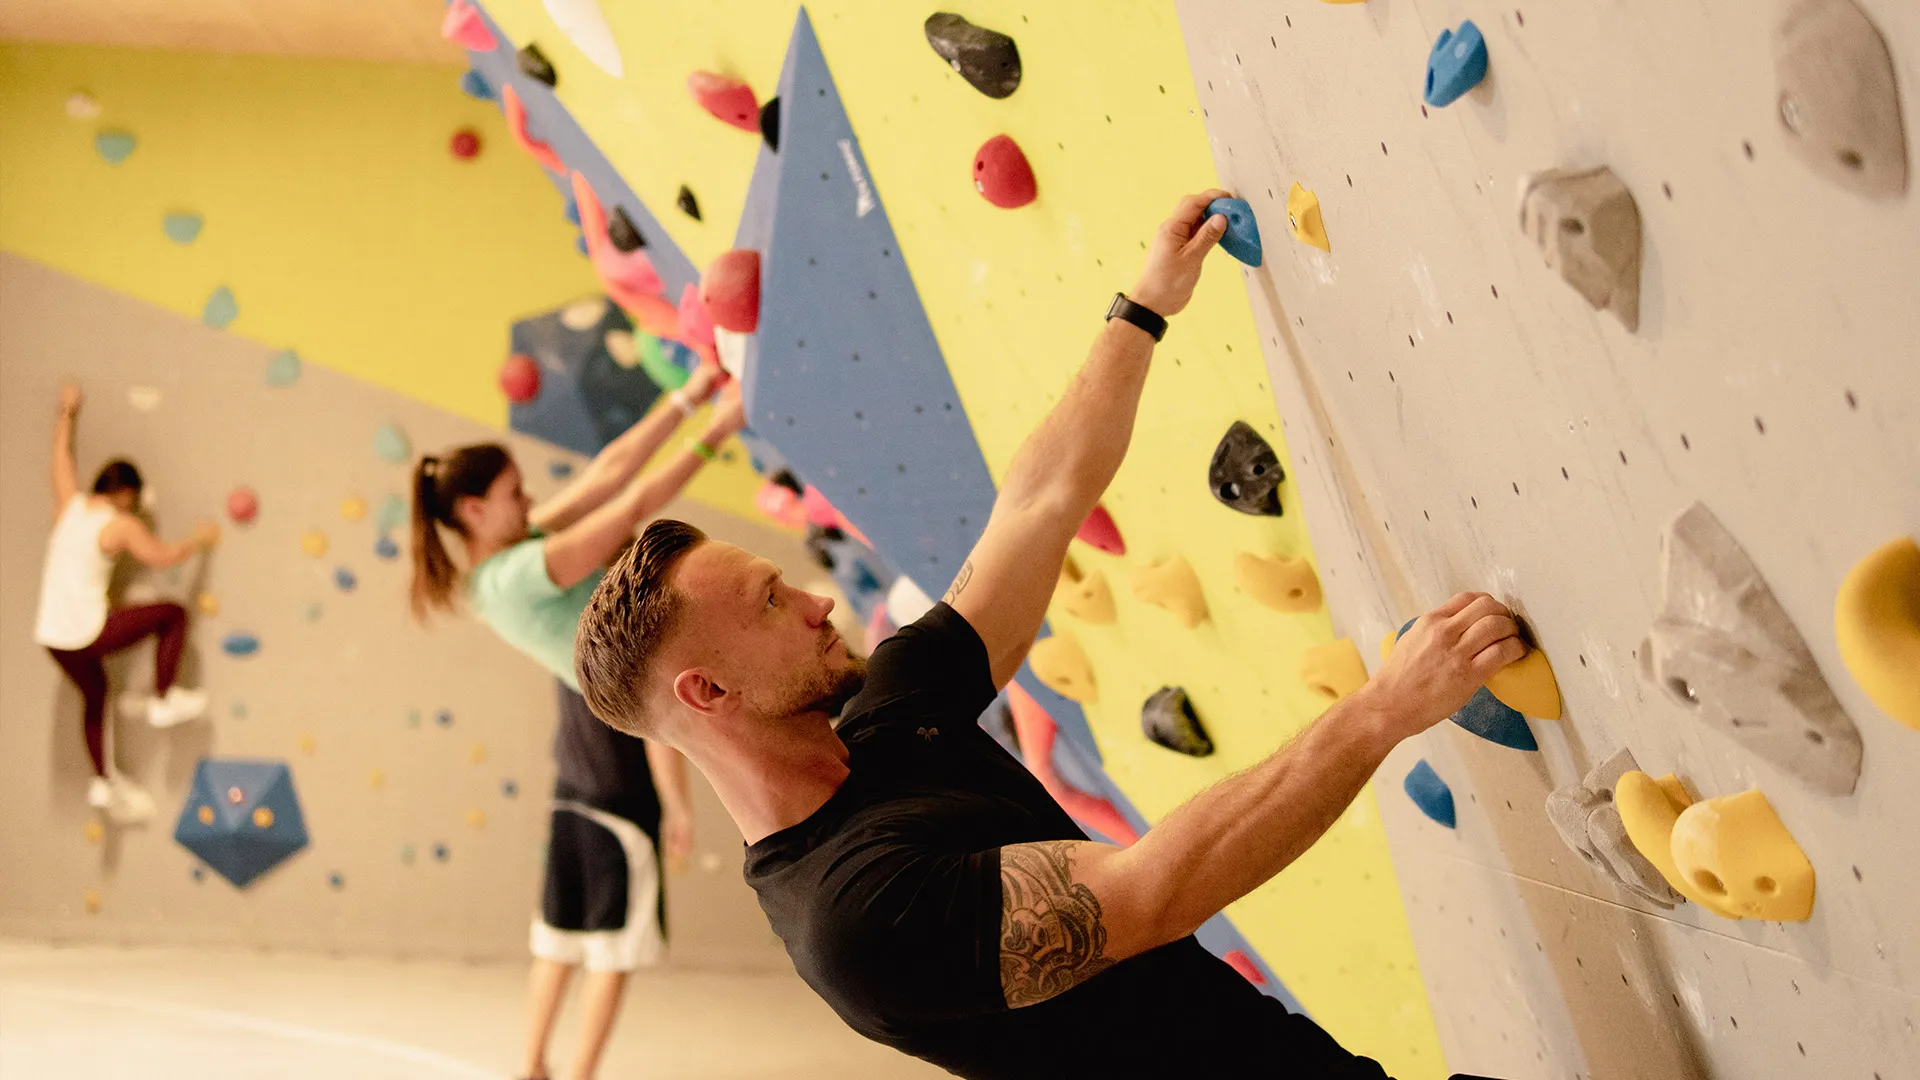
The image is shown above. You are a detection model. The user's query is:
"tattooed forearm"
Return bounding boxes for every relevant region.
[943,559,975,604]
[999,841,1114,1008]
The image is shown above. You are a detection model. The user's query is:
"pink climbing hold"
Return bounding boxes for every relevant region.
[800,486,873,548]
[450,128,481,160]
[226,487,259,524]
[864,605,897,654]
[676,283,716,349]
[1005,682,1140,846]
[502,86,564,174]
[499,354,541,403]
[568,171,681,338]
[754,480,806,530]
[973,134,1037,209]
[701,249,762,333]
[1222,950,1267,986]
[441,0,498,52]
[1076,505,1125,556]
[687,72,760,132]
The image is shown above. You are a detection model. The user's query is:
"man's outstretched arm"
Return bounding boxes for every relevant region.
[944,190,1229,687]
[998,593,1526,1008]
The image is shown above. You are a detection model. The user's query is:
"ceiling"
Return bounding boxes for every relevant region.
[0,0,462,63]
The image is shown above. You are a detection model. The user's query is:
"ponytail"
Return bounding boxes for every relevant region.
[409,444,513,623]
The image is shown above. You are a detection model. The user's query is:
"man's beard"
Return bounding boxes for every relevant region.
[814,653,868,719]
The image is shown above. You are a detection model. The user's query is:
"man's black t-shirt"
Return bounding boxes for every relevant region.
[743,604,1390,1079]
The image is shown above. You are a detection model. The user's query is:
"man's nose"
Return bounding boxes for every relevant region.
[806,592,836,626]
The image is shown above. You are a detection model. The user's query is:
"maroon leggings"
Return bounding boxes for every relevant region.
[47,603,187,777]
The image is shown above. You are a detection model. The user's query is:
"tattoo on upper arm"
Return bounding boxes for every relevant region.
[943,559,975,605]
[999,841,1114,1008]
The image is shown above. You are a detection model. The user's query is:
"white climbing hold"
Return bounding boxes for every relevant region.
[561,297,609,329]
[543,0,625,78]
[886,575,936,627]
[713,327,748,378]
[127,386,161,411]
[66,92,101,120]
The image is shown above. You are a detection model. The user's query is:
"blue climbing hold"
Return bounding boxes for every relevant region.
[373,423,411,464]
[563,195,581,226]
[1424,20,1489,108]
[162,212,203,244]
[191,865,206,882]
[1205,197,1262,267]
[95,130,136,165]
[173,758,309,889]
[435,709,454,728]
[548,460,575,480]
[221,631,260,657]
[432,843,450,862]
[1454,687,1537,750]
[374,535,400,560]
[264,349,302,387]
[333,567,357,593]
[328,871,345,890]
[202,286,239,329]
[501,778,519,798]
[1403,759,1457,828]
[575,234,590,256]
[459,69,496,101]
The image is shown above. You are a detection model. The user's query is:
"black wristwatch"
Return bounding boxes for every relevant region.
[1105,292,1167,342]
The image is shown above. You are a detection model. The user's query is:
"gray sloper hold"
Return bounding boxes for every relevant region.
[1775,0,1908,199]
[1209,421,1285,516]
[924,13,1022,99]
[1518,166,1641,331]
[1545,748,1682,908]
[1638,502,1863,795]
[1142,687,1213,757]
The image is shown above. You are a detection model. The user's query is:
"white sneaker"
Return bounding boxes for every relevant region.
[88,776,113,810]
[148,686,209,728]
[105,777,155,825]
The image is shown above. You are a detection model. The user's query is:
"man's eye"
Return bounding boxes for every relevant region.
[766,591,777,609]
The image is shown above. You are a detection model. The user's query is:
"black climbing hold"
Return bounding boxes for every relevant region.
[771,469,805,495]
[607,207,646,252]
[1208,420,1285,516]
[925,13,1022,100]
[804,525,837,570]
[676,184,702,221]
[1142,686,1213,757]
[517,44,557,88]
[760,96,781,152]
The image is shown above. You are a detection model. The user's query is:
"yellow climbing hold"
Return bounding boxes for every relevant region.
[1030,632,1097,702]
[198,805,215,825]
[340,496,368,522]
[1613,771,1739,918]
[367,769,386,791]
[1834,536,1920,730]
[1670,789,1816,922]
[83,889,102,914]
[1054,557,1116,624]
[301,531,329,558]
[1235,552,1323,613]
[1300,639,1369,703]
[1485,644,1563,720]
[83,821,104,844]
[466,808,487,829]
[1287,182,1331,251]
[196,592,219,616]
[469,742,488,764]
[297,734,317,755]
[1132,555,1210,629]
[252,806,275,828]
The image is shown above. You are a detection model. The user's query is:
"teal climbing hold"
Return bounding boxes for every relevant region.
[1206,197,1262,267]
[162,212,203,244]
[373,423,411,464]
[221,631,260,657]
[202,286,239,329]
[264,349,302,387]
[400,843,416,864]
[328,871,345,890]
[1403,759,1457,828]
[375,493,407,534]
[95,130,136,165]
[459,69,495,101]
[1425,21,1489,108]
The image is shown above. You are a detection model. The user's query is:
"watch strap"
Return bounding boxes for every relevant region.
[1105,292,1167,342]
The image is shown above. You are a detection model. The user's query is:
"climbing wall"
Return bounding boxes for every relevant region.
[1178,2,1920,1077]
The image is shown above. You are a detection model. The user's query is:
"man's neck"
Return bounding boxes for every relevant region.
[697,715,851,846]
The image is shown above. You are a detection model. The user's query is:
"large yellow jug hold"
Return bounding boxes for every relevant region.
[1030,632,1097,702]
[1287,182,1331,251]
[1613,771,1738,918]
[1485,643,1563,720]
[1299,639,1369,703]
[1834,536,1920,730]
[1132,556,1210,629]
[1235,552,1322,613]
[1054,557,1116,624]
[1669,789,1816,921]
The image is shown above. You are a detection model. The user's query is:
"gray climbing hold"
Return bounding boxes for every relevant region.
[1141,686,1213,757]
[760,96,780,152]
[95,130,136,165]
[1208,420,1285,516]
[676,185,702,221]
[1518,166,1642,331]
[1402,760,1456,828]
[333,567,357,593]
[1775,0,1908,199]
[373,423,411,464]
[1639,502,1863,795]
[1545,747,1683,908]
[202,286,239,329]
[517,44,557,87]
[925,13,1022,99]
[264,349,302,387]
[162,212,203,244]
[608,206,646,252]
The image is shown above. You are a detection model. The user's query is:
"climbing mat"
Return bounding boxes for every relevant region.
[1178,2,1920,1078]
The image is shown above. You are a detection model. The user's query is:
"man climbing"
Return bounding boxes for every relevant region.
[572,190,1522,1078]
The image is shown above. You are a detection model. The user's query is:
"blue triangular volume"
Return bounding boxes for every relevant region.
[174,758,310,889]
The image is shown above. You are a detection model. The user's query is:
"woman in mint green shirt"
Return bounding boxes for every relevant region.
[409,364,744,1080]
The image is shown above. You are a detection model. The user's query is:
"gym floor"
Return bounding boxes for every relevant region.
[0,938,943,1078]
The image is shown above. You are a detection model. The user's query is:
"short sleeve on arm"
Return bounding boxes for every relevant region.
[844,602,997,721]
[469,537,559,613]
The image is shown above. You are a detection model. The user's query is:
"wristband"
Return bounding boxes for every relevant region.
[1105,292,1167,342]
[686,438,717,462]
[668,390,695,418]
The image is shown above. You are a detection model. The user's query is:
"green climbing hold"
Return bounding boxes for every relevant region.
[375,493,407,534]
[635,333,691,390]
[162,212,203,244]
[95,130,136,165]
[373,423,411,464]
[202,286,239,329]
[264,349,302,387]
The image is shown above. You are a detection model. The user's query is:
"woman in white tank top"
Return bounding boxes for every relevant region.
[37,383,220,824]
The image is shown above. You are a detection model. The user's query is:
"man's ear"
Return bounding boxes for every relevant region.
[673,668,729,715]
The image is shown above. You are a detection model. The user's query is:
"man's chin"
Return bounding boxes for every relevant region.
[820,660,868,718]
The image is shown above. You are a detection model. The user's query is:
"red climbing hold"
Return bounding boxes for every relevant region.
[569,171,680,338]
[441,0,497,52]
[687,72,759,133]
[227,487,259,525]
[450,128,481,160]
[1005,682,1140,846]
[676,283,716,349]
[1222,950,1267,986]
[502,86,564,174]
[1076,505,1125,555]
[499,354,541,403]
[701,249,761,333]
[973,134,1037,208]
